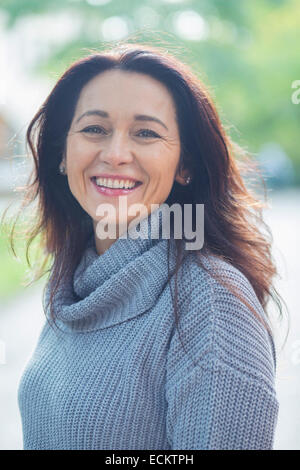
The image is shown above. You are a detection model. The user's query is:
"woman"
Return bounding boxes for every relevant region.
[6,43,285,450]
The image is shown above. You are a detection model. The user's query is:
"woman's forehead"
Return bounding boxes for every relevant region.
[74,70,177,122]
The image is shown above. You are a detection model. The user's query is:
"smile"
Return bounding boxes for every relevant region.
[91,177,143,196]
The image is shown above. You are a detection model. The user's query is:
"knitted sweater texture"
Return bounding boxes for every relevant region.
[17,207,279,450]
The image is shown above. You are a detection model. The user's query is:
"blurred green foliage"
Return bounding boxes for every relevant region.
[0,220,50,303]
[0,228,28,301]
[0,0,299,182]
[0,0,299,302]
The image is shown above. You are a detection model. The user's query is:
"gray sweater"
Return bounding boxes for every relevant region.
[17,207,279,449]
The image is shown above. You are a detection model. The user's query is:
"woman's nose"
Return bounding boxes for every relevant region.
[100,131,134,166]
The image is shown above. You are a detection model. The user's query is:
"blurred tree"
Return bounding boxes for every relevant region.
[0,0,299,183]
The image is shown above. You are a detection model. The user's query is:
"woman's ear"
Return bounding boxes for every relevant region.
[59,153,67,175]
[174,167,191,186]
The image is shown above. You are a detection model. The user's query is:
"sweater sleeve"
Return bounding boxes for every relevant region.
[165,257,280,450]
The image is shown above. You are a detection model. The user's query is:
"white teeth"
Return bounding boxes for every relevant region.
[95,177,138,189]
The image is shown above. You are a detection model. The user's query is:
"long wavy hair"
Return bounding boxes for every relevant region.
[1,42,289,362]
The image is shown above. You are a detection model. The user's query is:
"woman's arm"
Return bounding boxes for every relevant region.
[165,258,279,450]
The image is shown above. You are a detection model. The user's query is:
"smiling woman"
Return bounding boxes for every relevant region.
[62,68,186,254]
[2,42,287,450]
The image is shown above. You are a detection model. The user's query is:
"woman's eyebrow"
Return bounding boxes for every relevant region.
[134,114,169,131]
[75,109,169,131]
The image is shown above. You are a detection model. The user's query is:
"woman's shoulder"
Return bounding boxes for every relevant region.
[168,250,277,391]
[182,250,266,320]
[178,250,262,309]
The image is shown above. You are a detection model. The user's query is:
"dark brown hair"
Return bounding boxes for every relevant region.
[1,42,289,364]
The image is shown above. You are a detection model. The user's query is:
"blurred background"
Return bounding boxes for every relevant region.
[0,0,299,450]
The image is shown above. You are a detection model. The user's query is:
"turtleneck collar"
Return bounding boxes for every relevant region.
[43,205,178,333]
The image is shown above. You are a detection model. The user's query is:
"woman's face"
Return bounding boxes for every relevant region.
[64,69,188,251]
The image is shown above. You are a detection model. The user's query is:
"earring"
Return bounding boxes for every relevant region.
[59,163,66,175]
[185,176,191,185]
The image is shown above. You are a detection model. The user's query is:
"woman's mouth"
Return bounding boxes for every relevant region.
[90,177,143,197]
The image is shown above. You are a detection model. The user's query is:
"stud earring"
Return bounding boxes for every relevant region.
[185,176,191,185]
[59,163,66,175]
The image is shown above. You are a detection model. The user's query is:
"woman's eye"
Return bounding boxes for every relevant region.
[137,129,161,139]
[80,126,160,138]
[81,126,105,134]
